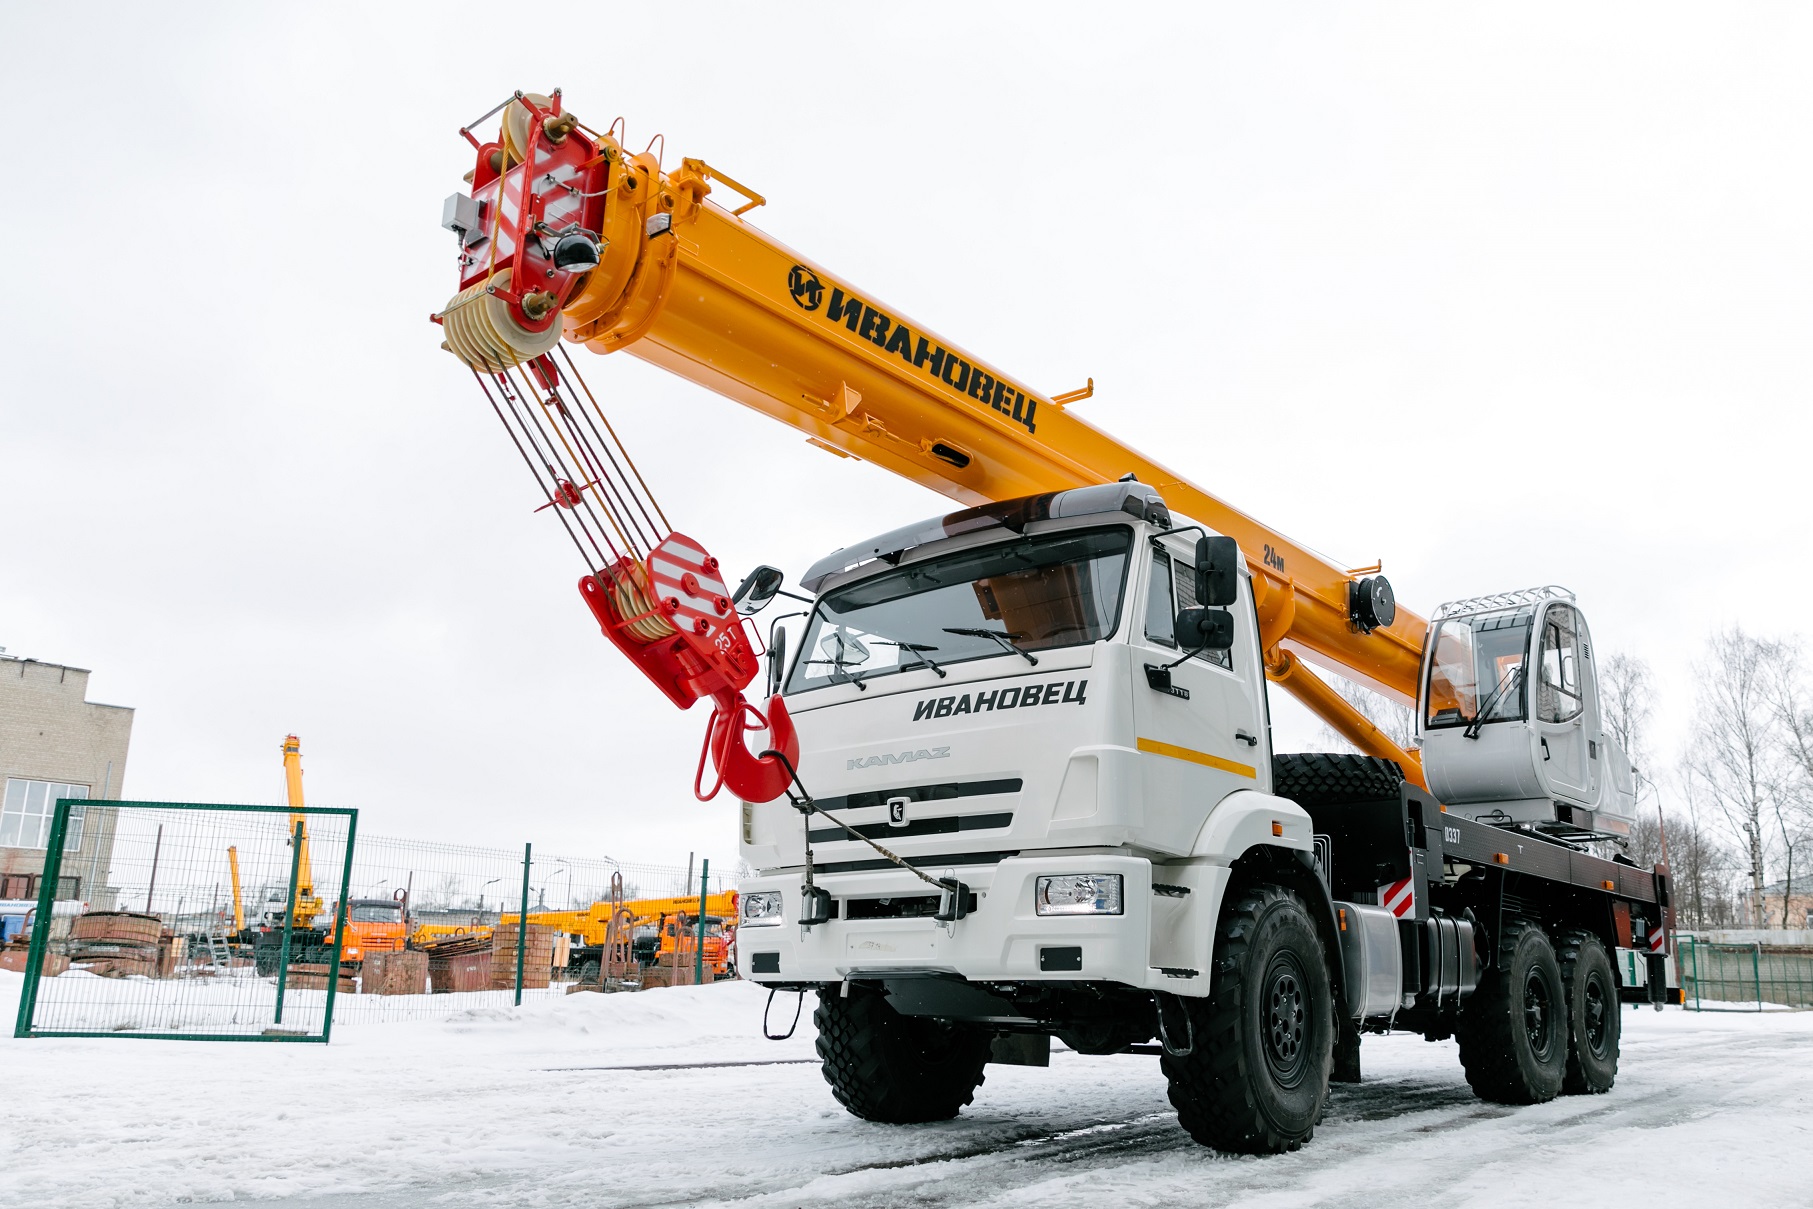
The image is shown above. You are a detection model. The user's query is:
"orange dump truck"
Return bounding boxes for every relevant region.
[332,897,409,963]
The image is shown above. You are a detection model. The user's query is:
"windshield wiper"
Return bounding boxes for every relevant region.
[886,641,948,679]
[944,626,1039,666]
[1464,666,1523,739]
[799,657,871,691]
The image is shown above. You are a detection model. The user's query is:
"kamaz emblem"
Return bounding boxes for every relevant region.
[847,747,951,770]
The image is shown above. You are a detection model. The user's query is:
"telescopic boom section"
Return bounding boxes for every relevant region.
[435,92,1427,783]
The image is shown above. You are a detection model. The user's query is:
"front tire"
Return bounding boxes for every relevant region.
[814,986,991,1124]
[1161,885,1334,1154]
[1457,919,1567,1104]
[1558,931,1619,1094]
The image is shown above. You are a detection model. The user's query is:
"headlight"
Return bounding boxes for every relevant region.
[1035,874,1123,916]
[741,891,783,927]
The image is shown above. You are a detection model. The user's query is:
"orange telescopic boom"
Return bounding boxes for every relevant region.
[435,91,1425,784]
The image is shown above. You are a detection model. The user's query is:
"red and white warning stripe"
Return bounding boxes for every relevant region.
[647,533,733,638]
[1379,876,1415,919]
[1647,921,1667,953]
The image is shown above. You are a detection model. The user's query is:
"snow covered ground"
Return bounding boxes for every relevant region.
[4,970,1810,1209]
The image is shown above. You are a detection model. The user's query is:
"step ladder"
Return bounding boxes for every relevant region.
[203,925,234,973]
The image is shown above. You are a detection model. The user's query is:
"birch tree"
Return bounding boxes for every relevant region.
[1689,628,1784,926]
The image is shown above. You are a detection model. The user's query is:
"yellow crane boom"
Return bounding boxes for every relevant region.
[279,734,326,925]
[437,94,1424,781]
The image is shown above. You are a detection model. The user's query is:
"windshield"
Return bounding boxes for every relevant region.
[1424,607,1533,729]
[350,904,403,923]
[786,527,1133,693]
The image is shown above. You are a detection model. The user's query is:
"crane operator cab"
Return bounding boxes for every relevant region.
[1417,586,1636,841]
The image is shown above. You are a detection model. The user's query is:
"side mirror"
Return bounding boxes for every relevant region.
[766,626,788,697]
[1175,606,1236,651]
[732,565,786,615]
[1194,536,1240,607]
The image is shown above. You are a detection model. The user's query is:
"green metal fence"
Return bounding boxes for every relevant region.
[12,799,357,1042]
[1679,936,1813,1012]
[9,798,736,1040]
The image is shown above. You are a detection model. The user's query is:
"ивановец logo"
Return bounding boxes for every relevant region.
[788,265,823,311]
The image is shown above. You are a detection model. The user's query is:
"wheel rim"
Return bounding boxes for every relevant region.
[1523,968,1555,1060]
[1263,952,1310,1088]
[1583,972,1610,1057]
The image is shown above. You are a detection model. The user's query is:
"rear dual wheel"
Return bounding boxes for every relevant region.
[1558,931,1619,1094]
[1458,920,1567,1103]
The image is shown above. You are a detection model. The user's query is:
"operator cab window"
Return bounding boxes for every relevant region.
[1537,605,1583,723]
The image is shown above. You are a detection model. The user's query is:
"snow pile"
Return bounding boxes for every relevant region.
[3,969,1810,1208]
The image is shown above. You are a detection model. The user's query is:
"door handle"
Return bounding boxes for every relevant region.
[1541,737,1551,761]
[1235,729,1258,747]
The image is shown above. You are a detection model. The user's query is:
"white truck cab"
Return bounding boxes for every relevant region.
[736,482,1298,1000]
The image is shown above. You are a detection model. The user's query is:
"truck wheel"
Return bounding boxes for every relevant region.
[1558,931,1619,1094]
[814,986,991,1124]
[1161,885,1333,1154]
[1457,919,1566,1104]
[1271,753,1404,807]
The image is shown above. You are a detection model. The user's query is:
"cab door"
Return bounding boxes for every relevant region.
[1130,536,1267,852]
[1531,602,1591,802]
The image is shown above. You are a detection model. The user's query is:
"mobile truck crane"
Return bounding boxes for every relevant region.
[433,91,1676,1154]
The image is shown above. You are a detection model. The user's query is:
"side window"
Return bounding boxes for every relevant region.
[1537,605,1582,723]
[1144,551,1177,647]
[1173,547,1234,670]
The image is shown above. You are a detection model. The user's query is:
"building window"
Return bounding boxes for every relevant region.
[1,780,89,851]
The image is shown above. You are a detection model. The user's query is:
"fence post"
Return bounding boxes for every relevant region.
[1753,941,1763,1012]
[321,809,358,1044]
[1689,936,1701,1012]
[695,858,709,986]
[515,842,532,1007]
[273,820,306,1025]
[14,798,73,1038]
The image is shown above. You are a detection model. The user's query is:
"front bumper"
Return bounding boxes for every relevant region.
[735,854,1227,996]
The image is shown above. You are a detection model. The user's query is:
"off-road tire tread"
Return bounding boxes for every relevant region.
[1456,918,1566,1105]
[1557,930,1619,1095]
[814,987,990,1124]
[1272,753,1406,807]
[1160,885,1333,1155]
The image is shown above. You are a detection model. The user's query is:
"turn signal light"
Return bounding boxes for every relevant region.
[1271,821,1283,837]
[1494,852,1511,865]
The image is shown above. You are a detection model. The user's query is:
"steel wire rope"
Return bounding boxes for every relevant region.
[543,373,662,555]
[504,365,635,561]
[558,345,672,533]
[510,363,641,560]
[494,369,619,567]
[473,371,609,570]
[493,371,619,569]
[549,371,663,553]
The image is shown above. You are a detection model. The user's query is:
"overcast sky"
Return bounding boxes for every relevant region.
[3,4,1810,869]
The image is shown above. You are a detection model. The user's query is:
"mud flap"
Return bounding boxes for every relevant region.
[990,1033,1051,1066]
[1333,1013,1362,1083]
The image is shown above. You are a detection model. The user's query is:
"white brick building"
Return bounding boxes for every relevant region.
[0,655,134,907]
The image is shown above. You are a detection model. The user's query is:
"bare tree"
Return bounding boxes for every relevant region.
[1666,776,1742,929]
[1601,652,1656,777]
[1763,642,1813,928]
[1316,675,1417,754]
[1688,627,1786,926]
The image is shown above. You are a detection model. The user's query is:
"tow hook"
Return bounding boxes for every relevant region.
[935,878,969,923]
